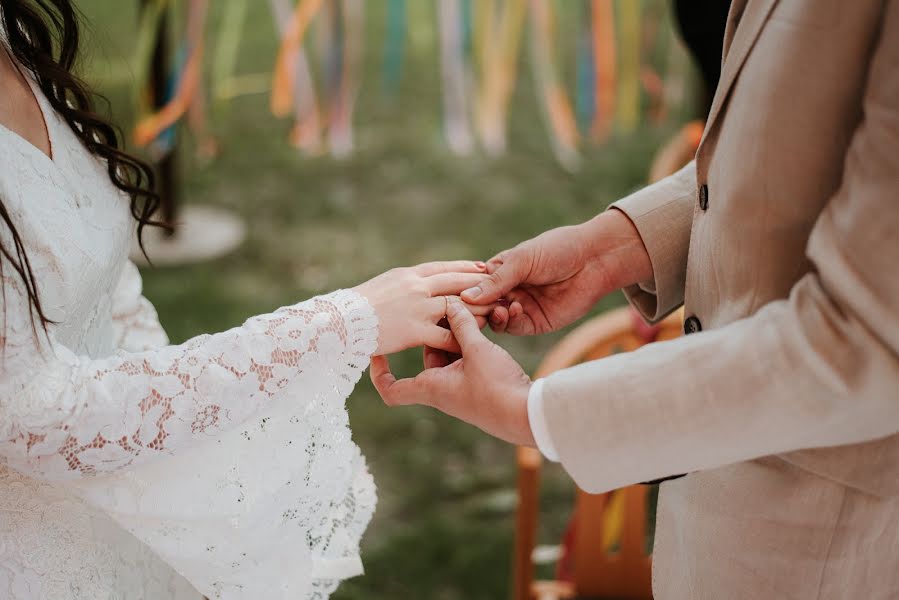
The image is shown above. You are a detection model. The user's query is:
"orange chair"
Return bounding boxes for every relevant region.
[512,307,683,600]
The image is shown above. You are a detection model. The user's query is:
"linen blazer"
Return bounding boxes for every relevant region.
[540,1,899,597]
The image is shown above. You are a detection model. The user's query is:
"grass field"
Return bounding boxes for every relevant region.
[77,2,694,597]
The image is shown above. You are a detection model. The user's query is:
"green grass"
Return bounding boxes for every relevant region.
[76,2,694,598]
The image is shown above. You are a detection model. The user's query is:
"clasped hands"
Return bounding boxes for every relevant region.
[358,210,652,448]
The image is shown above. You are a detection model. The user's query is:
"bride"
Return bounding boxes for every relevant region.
[0,1,491,598]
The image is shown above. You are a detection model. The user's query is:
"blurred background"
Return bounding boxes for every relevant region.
[76,1,712,597]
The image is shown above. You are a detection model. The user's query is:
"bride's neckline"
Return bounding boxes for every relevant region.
[0,35,57,165]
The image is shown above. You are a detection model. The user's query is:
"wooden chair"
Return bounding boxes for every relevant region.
[513,307,683,600]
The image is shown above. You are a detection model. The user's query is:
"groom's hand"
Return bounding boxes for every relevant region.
[461,210,652,335]
[370,298,536,447]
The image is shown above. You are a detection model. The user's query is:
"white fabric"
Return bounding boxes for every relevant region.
[0,52,378,599]
[526,379,558,462]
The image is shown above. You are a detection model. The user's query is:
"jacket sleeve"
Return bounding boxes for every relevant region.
[541,6,899,494]
[609,161,696,323]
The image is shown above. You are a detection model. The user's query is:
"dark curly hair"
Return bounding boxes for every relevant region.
[0,0,163,332]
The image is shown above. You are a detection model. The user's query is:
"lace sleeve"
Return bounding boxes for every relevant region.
[0,271,379,481]
[110,260,170,351]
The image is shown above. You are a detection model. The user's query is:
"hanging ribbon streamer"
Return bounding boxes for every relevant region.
[133,0,209,153]
[212,0,249,104]
[438,0,475,154]
[575,0,595,135]
[460,0,473,57]
[638,0,667,124]
[474,0,526,156]
[327,0,364,158]
[615,0,641,134]
[127,0,690,165]
[528,0,580,170]
[271,0,325,118]
[590,0,616,143]
[270,0,323,153]
[212,0,271,103]
[133,0,170,113]
[145,46,182,157]
[472,0,496,152]
[185,0,217,160]
[382,0,406,94]
[321,0,342,130]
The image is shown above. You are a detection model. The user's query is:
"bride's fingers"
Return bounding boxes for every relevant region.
[414,260,487,277]
[465,302,496,317]
[426,272,491,296]
[488,305,510,333]
[434,314,488,332]
[423,325,462,354]
[423,296,498,321]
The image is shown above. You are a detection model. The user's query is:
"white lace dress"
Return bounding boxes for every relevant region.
[0,56,378,599]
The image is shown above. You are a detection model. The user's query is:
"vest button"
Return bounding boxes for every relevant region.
[684,316,702,335]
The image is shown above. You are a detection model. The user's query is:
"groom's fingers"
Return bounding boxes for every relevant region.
[424,296,497,326]
[370,356,417,406]
[371,355,446,407]
[465,302,497,317]
[426,272,490,296]
[461,259,524,305]
[423,325,462,354]
[446,298,487,351]
[415,260,487,277]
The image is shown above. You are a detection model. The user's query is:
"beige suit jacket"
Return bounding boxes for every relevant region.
[540,1,899,597]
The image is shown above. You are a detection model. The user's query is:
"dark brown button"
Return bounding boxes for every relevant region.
[684,316,702,334]
[698,184,709,210]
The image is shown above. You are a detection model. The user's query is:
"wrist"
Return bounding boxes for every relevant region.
[579,210,653,291]
[517,380,538,447]
[351,283,385,354]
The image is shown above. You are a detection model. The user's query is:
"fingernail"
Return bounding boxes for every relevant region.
[489,312,502,325]
[463,286,482,299]
[475,261,487,270]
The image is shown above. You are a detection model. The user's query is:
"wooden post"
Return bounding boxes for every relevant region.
[513,446,542,600]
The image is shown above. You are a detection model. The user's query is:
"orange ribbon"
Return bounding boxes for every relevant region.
[271,0,325,118]
[133,0,208,148]
[590,0,616,142]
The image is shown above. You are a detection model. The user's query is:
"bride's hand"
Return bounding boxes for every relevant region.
[354,261,495,356]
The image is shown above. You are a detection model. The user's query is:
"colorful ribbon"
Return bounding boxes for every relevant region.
[615,0,641,134]
[474,0,526,156]
[528,0,580,170]
[133,0,209,151]
[590,0,616,142]
[271,0,325,118]
[438,0,475,154]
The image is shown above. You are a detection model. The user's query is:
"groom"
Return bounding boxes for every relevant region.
[372,0,899,597]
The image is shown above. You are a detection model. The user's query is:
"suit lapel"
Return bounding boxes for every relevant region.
[702,0,780,141]
[721,0,749,58]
